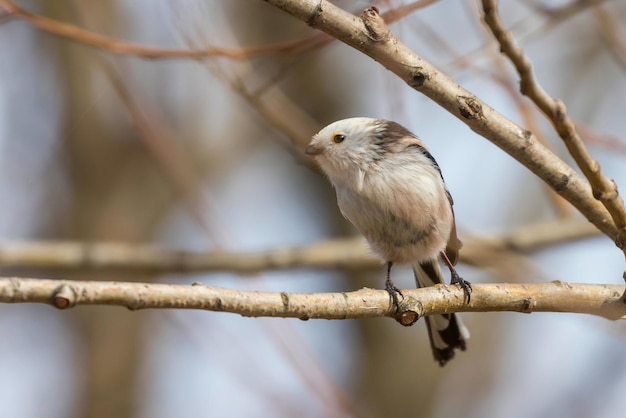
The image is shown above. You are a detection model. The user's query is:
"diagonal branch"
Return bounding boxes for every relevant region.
[481,0,626,255]
[262,0,619,247]
[1,278,625,321]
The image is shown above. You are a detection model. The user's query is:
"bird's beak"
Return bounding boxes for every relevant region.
[305,144,323,156]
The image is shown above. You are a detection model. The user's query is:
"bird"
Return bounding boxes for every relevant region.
[305,117,471,366]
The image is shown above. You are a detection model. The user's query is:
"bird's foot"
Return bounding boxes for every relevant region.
[385,278,404,312]
[450,270,472,304]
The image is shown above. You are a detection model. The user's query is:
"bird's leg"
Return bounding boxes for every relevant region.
[385,261,404,311]
[440,251,472,303]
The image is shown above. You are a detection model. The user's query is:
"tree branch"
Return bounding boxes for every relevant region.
[481,0,626,256]
[0,0,292,60]
[1,278,625,321]
[0,218,600,273]
[0,0,433,61]
[262,0,619,246]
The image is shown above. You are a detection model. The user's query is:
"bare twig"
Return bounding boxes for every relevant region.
[1,278,624,320]
[490,53,572,217]
[263,0,619,248]
[98,61,232,244]
[380,0,439,22]
[0,0,434,62]
[579,124,626,155]
[0,218,600,273]
[447,0,609,77]
[481,0,626,256]
[0,0,309,60]
[593,4,626,73]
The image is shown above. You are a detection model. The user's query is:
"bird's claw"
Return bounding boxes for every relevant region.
[450,272,472,304]
[385,278,404,311]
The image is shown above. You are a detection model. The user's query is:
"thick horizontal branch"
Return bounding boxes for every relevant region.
[1,278,625,321]
[263,0,619,242]
[0,219,600,273]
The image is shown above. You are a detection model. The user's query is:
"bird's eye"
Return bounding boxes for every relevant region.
[332,133,346,144]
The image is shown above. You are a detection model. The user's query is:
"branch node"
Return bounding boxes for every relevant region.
[393,297,422,326]
[361,7,391,42]
[521,128,533,144]
[408,67,427,88]
[552,280,568,288]
[306,1,323,28]
[280,291,290,310]
[214,297,223,312]
[554,174,570,193]
[554,99,567,121]
[52,284,75,309]
[457,96,484,120]
[520,297,535,314]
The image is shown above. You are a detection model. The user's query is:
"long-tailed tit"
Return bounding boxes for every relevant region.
[305,117,471,366]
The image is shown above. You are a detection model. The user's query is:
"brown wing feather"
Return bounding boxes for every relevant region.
[445,189,462,265]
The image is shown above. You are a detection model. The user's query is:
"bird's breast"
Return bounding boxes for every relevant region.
[336,182,452,264]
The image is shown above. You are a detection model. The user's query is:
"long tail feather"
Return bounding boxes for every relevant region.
[413,260,469,366]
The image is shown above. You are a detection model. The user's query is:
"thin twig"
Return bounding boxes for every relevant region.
[447,0,606,75]
[593,4,626,73]
[579,124,626,156]
[0,0,311,60]
[0,0,434,61]
[481,0,626,255]
[99,62,224,241]
[1,278,624,320]
[501,81,573,217]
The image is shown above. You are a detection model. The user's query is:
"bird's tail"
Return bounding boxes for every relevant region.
[413,260,470,366]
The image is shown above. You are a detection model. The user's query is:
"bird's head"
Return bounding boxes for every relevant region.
[306,117,417,187]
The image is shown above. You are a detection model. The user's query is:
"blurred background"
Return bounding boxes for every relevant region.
[1,0,626,417]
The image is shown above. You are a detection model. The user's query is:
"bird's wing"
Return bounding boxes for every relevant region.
[445,189,462,265]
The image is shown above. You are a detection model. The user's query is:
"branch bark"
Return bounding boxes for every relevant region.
[1,278,625,321]
[263,0,619,244]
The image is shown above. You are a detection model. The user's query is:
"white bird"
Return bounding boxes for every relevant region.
[306,117,471,366]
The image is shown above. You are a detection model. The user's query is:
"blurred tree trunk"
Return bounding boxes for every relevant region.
[42,2,174,417]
